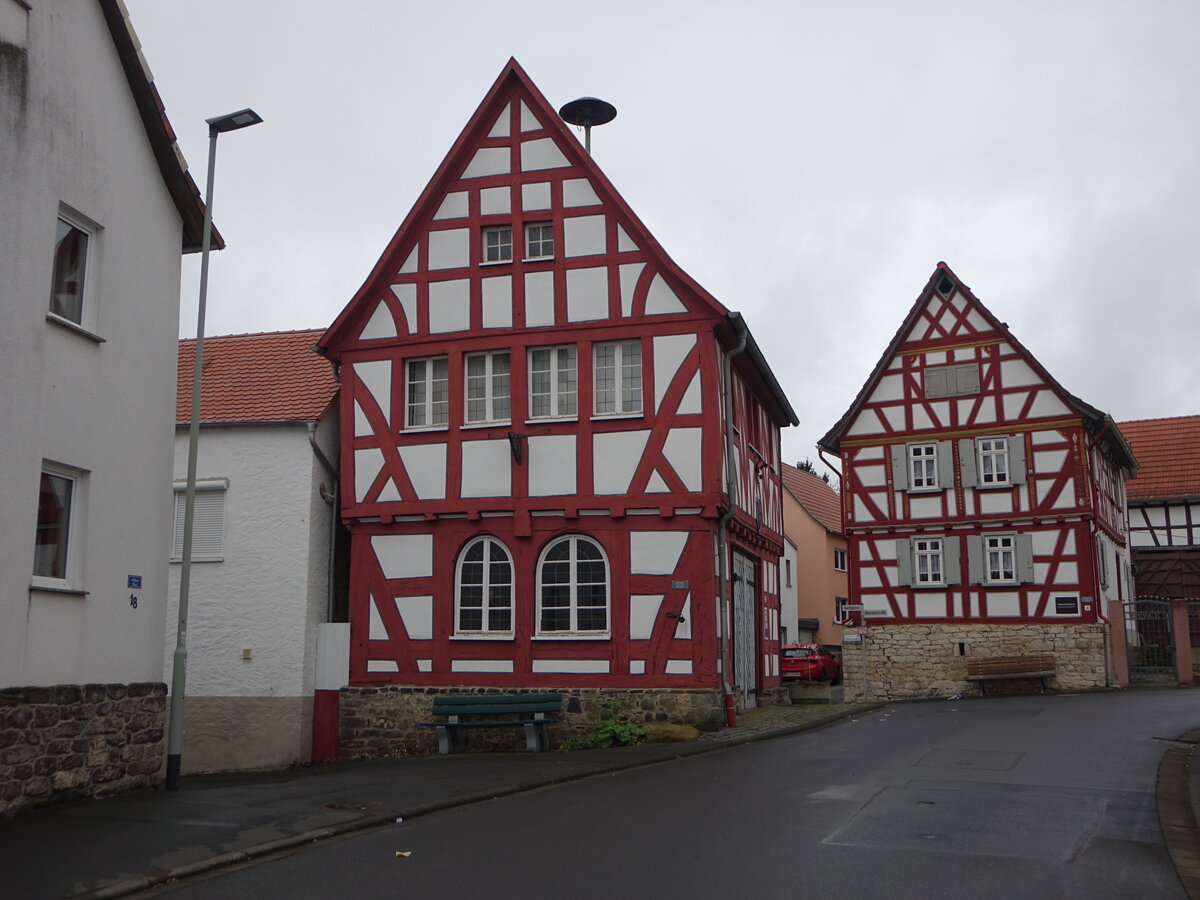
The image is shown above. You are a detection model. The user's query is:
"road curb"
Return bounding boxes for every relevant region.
[65,704,879,899]
[1159,728,1200,900]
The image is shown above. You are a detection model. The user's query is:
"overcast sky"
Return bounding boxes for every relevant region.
[125,0,1199,478]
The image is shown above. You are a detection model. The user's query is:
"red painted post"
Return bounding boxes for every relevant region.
[1171,600,1194,686]
[1108,599,1129,688]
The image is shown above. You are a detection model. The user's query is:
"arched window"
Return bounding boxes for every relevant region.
[537,536,609,635]
[455,536,513,635]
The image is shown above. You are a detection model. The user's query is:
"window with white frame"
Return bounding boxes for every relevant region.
[978,437,1009,485]
[529,346,577,418]
[785,558,793,588]
[32,461,88,589]
[465,350,510,424]
[171,480,227,562]
[833,548,847,572]
[406,356,449,427]
[835,596,849,620]
[984,535,1016,583]
[49,214,92,325]
[455,536,513,634]
[914,538,944,585]
[537,535,609,634]
[483,226,513,263]
[593,340,642,416]
[525,222,554,259]
[910,443,938,489]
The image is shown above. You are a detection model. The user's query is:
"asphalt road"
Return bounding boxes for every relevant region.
[145,690,1197,900]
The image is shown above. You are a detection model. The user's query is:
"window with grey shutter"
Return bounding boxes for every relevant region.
[172,481,227,562]
[924,363,980,398]
[966,532,1034,584]
[895,538,912,586]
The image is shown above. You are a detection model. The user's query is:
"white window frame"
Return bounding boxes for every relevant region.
[482,225,513,263]
[835,596,849,621]
[524,222,554,260]
[48,207,103,337]
[535,535,610,637]
[528,345,577,419]
[984,534,1016,584]
[593,340,643,417]
[833,548,847,572]
[31,460,89,592]
[453,536,514,637]
[405,355,449,429]
[909,443,939,490]
[464,350,511,425]
[978,437,1010,486]
[913,538,945,586]
[171,479,228,563]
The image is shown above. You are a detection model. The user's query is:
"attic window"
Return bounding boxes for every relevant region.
[936,275,954,297]
[483,226,512,263]
[925,363,980,398]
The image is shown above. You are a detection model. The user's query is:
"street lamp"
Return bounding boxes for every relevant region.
[166,108,262,791]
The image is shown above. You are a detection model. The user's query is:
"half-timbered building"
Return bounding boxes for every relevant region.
[316,60,796,751]
[818,263,1137,700]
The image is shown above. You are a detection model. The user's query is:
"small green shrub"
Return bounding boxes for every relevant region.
[560,695,647,750]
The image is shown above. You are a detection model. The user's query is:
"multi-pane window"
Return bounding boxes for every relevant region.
[483,226,513,263]
[985,535,1016,583]
[529,346,577,418]
[34,470,74,580]
[593,341,642,416]
[465,351,511,424]
[456,537,513,634]
[50,216,89,324]
[909,443,938,489]
[525,222,554,259]
[406,356,449,427]
[978,438,1009,485]
[172,481,227,562]
[833,548,847,572]
[538,536,609,634]
[914,538,943,584]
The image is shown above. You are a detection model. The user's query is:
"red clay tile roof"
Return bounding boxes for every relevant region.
[781,464,843,534]
[1120,415,1200,501]
[177,329,337,424]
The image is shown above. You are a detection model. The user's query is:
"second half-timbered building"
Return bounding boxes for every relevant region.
[316,60,796,751]
[819,264,1137,699]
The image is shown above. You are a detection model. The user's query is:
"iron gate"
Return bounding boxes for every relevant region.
[1123,598,1174,683]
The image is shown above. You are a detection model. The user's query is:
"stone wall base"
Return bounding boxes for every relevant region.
[339,686,725,758]
[841,623,1110,701]
[0,683,166,819]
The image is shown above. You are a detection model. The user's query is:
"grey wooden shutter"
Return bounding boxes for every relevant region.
[937,441,955,489]
[895,538,912,586]
[967,535,984,584]
[1017,533,1035,583]
[1009,435,1027,485]
[943,537,961,585]
[959,438,978,488]
[891,444,909,491]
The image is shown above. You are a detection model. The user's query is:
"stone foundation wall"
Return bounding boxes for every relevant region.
[340,686,725,758]
[841,624,1109,701]
[0,683,167,819]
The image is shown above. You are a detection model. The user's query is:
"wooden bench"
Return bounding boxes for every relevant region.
[966,655,1056,696]
[421,693,563,755]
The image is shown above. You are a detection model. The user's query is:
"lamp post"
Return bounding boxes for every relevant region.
[166,108,262,791]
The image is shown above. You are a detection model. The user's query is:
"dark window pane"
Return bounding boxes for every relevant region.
[34,472,72,578]
[50,219,87,324]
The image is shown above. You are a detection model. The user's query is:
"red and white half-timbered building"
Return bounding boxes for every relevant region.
[317,60,796,750]
[819,264,1137,699]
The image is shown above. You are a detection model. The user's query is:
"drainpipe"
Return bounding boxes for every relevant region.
[718,315,749,728]
[308,421,339,621]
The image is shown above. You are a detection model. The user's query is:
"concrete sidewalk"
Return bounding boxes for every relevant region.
[0,702,876,900]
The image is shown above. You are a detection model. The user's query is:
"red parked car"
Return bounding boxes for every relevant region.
[780,644,841,683]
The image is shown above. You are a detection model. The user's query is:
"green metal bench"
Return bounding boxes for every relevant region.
[421,693,563,754]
